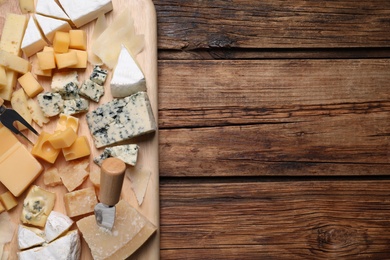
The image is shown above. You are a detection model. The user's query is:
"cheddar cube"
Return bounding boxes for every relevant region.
[0,50,31,74]
[48,127,77,149]
[0,66,6,89]
[56,113,79,132]
[37,51,56,70]
[55,51,78,69]
[64,187,97,217]
[43,46,54,52]
[0,191,18,210]
[68,49,87,69]
[53,31,69,53]
[31,55,52,77]
[31,132,61,164]
[69,30,87,50]
[18,72,43,98]
[62,136,91,161]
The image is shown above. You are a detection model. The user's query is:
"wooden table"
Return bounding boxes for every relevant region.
[156,1,390,259]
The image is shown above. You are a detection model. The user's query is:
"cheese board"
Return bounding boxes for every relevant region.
[0,0,159,259]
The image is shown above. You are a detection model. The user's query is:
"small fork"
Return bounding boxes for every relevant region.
[0,97,39,145]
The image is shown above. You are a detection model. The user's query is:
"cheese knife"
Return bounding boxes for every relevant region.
[94,157,126,230]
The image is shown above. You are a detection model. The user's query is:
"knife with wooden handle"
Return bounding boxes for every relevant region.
[94,157,126,230]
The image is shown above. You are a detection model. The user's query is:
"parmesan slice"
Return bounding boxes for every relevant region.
[0,212,16,244]
[127,167,151,206]
[88,14,107,65]
[59,159,89,191]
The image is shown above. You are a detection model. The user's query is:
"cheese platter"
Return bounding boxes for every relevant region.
[0,0,159,259]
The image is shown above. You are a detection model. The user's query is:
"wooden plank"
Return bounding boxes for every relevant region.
[155,0,390,49]
[0,0,159,259]
[160,179,390,259]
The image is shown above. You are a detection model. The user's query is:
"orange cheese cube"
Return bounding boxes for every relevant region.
[18,72,43,98]
[31,131,61,164]
[62,136,91,161]
[0,191,18,210]
[56,113,79,132]
[37,51,56,70]
[55,51,78,69]
[0,125,43,197]
[48,127,77,149]
[69,30,87,50]
[68,49,87,69]
[64,187,97,217]
[53,31,69,53]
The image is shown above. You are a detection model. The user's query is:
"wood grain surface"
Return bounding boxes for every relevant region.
[0,0,159,259]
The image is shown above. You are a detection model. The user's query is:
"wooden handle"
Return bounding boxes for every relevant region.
[0,97,4,106]
[100,157,126,206]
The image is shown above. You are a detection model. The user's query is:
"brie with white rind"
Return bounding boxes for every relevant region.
[35,14,71,43]
[18,230,80,260]
[44,211,73,243]
[18,225,45,250]
[21,16,47,57]
[58,0,113,28]
[110,45,146,98]
[36,0,70,21]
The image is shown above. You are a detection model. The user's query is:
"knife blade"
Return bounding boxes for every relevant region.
[94,157,126,230]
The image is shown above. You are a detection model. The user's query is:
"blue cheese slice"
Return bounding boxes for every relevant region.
[63,98,89,115]
[51,71,79,99]
[86,91,156,148]
[110,45,146,98]
[37,92,64,117]
[79,79,104,102]
[90,65,108,85]
[94,144,139,166]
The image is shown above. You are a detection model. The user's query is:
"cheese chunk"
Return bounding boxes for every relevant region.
[79,79,104,102]
[90,65,108,85]
[0,66,6,89]
[0,125,43,197]
[37,51,56,70]
[0,191,18,210]
[44,211,73,242]
[36,0,70,21]
[21,185,56,227]
[58,159,89,192]
[62,135,91,161]
[69,30,87,50]
[35,14,71,43]
[64,187,97,217]
[37,92,64,117]
[0,50,31,74]
[68,49,87,68]
[43,166,62,187]
[87,92,157,148]
[27,98,50,127]
[58,0,113,28]
[48,127,77,149]
[77,200,157,260]
[31,54,52,77]
[53,31,70,53]
[56,113,79,132]
[31,132,61,164]
[18,225,45,250]
[110,45,146,98]
[55,51,78,69]
[94,144,139,166]
[18,72,44,98]
[0,70,17,101]
[51,71,79,98]
[21,16,47,57]
[63,98,89,115]
[18,230,80,260]
[19,0,34,13]
[11,88,33,131]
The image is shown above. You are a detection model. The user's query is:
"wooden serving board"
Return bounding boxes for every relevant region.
[0,0,159,259]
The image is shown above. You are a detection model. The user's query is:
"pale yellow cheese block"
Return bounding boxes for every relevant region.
[77,199,157,260]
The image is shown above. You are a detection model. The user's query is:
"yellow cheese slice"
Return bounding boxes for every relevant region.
[10,88,33,131]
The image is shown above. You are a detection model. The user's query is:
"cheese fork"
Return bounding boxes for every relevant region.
[0,97,38,145]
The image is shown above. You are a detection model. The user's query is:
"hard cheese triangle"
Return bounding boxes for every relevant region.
[76,199,156,260]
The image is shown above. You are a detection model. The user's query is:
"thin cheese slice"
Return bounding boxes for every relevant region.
[77,200,157,260]
[127,167,151,206]
[88,14,107,65]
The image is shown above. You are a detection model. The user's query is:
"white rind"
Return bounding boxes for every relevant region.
[35,14,71,43]
[36,0,70,21]
[21,16,48,57]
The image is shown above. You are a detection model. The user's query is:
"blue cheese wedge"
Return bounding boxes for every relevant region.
[90,65,108,85]
[37,92,64,117]
[63,98,89,115]
[17,230,80,260]
[94,144,139,166]
[86,91,156,148]
[79,79,104,102]
[110,45,146,98]
[18,225,45,250]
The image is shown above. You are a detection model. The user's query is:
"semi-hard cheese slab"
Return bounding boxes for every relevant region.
[0,0,159,259]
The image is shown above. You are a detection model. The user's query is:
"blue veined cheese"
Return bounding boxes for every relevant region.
[110,45,146,98]
[86,91,156,148]
[94,144,139,166]
[51,71,79,99]
[90,65,108,85]
[63,98,89,115]
[79,79,104,102]
[37,92,64,117]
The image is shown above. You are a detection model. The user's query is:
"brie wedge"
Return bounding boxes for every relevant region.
[35,14,71,43]
[44,211,73,243]
[21,16,48,57]
[36,0,70,21]
[110,45,146,98]
[18,225,45,250]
